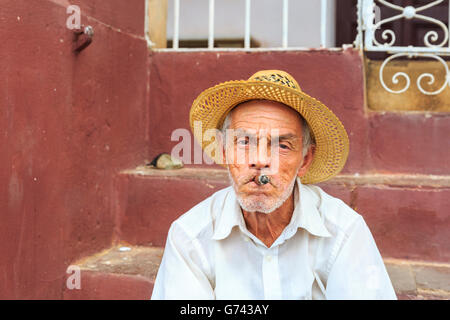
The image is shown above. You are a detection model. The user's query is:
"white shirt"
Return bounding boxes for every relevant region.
[151,178,397,300]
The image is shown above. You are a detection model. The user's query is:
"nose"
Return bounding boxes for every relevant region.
[249,143,271,169]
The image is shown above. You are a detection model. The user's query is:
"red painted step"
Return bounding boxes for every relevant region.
[112,167,230,247]
[148,50,450,176]
[112,166,450,263]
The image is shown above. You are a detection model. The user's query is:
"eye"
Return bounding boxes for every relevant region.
[236,138,248,146]
[279,143,290,150]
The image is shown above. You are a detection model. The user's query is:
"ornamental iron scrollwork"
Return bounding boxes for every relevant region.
[358,0,450,95]
[379,53,450,95]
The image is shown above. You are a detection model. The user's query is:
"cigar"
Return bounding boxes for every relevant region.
[257,174,270,185]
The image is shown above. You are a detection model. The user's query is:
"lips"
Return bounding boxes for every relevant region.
[247,176,271,188]
[249,176,262,185]
[237,173,273,190]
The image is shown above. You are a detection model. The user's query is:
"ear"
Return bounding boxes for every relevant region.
[297,145,315,178]
[221,145,227,165]
[219,131,227,165]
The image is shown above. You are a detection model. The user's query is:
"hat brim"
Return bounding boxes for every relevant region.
[190,80,349,184]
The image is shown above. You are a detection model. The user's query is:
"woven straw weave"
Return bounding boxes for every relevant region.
[189,70,349,184]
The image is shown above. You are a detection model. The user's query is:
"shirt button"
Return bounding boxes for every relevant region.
[265,255,272,262]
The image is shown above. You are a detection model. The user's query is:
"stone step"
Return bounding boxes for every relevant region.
[63,245,163,300]
[384,258,450,300]
[113,166,450,263]
[62,244,450,300]
[112,166,230,247]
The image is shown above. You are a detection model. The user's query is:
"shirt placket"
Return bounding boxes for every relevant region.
[262,246,282,299]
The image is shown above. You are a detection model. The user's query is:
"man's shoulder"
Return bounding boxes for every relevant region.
[304,184,363,235]
[169,186,233,240]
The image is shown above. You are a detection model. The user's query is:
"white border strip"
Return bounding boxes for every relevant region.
[282,0,289,48]
[208,0,215,49]
[173,0,180,49]
[153,47,343,53]
[321,0,328,47]
[245,0,251,49]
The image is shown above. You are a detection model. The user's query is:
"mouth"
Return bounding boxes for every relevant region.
[246,175,271,188]
[233,174,276,198]
[229,171,273,191]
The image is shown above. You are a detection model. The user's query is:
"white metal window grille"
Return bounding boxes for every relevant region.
[356,0,450,95]
[163,0,335,51]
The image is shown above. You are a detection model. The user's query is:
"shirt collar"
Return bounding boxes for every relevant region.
[212,188,244,240]
[212,177,331,241]
[293,178,332,238]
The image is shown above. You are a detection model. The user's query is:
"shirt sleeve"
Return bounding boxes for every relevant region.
[151,222,215,300]
[325,216,397,300]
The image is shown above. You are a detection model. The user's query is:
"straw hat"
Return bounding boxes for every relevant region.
[189,70,349,184]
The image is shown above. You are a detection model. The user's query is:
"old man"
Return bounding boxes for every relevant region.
[151,70,396,300]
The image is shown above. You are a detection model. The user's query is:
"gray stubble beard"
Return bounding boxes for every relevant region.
[227,169,298,214]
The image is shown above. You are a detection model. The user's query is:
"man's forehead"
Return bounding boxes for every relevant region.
[228,99,304,133]
[232,99,294,113]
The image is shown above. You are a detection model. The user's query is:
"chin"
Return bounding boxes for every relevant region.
[237,194,286,214]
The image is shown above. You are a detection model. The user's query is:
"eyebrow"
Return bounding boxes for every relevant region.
[274,133,300,141]
[232,130,300,141]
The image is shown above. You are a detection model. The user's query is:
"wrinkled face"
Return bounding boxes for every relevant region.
[223,100,313,214]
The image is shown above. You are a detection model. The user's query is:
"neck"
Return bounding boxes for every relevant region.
[242,191,295,248]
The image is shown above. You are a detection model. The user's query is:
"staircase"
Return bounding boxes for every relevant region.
[62,44,449,301]
[63,166,450,300]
